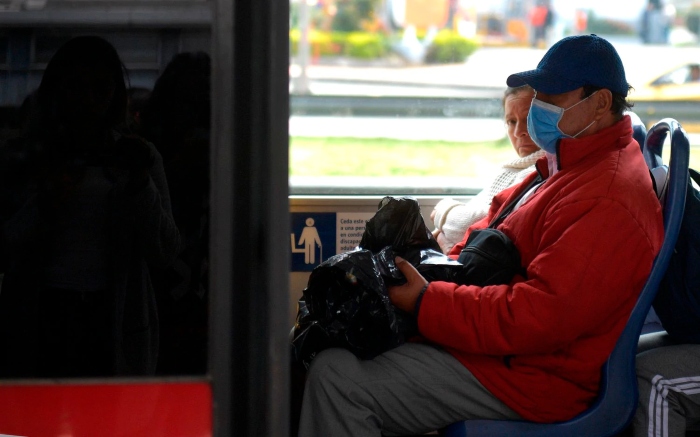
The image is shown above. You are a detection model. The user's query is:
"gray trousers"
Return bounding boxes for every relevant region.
[298,342,520,437]
[634,336,700,437]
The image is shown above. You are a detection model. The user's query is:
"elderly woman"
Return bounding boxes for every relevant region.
[431,85,544,254]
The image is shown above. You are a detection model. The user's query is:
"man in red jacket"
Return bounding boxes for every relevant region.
[298,34,664,436]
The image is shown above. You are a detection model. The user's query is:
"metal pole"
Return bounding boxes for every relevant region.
[211,0,290,435]
[293,0,311,95]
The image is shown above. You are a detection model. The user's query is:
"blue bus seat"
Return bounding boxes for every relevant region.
[439,118,690,437]
[627,111,648,151]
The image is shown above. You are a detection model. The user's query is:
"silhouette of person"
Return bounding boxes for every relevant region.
[529,0,552,48]
[138,51,210,375]
[641,0,668,45]
[0,35,180,378]
[298,217,322,264]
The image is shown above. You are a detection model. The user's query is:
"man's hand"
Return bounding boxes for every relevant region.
[387,256,428,315]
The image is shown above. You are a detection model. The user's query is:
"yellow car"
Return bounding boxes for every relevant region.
[618,46,700,131]
[624,46,700,102]
[630,62,700,101]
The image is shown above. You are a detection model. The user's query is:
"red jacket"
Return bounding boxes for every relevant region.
[417,116,664,422]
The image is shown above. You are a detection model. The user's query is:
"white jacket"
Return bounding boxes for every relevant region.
[433,150,545,253]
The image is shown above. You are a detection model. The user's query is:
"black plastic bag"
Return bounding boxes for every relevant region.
[360,196,441,255]
[291,249,416,369]
[292,197,441,368]
[376,245,464,285]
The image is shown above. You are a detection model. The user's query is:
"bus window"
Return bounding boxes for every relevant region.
[289,0,700,197]
[0,3,212,379]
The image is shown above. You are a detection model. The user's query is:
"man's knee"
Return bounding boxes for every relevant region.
[306,348,357,394]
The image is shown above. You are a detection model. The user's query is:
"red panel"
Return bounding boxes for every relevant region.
[0,381,211,437]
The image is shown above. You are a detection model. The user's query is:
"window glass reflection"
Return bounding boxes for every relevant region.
[0,2,211,378]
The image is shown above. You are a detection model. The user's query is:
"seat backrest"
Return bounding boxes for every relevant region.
[627,111,648,151]
[589,118,689,435]
[440,118,689,437]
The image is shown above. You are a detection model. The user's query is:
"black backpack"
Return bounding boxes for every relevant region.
[653,169,700,343]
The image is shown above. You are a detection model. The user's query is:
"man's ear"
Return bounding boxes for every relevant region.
[595,89,613,118]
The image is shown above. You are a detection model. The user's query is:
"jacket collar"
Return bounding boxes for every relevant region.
[535,115,633,178]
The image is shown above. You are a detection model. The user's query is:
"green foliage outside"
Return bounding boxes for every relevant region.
[424,30,479,64]
[290,29,387,59]
[290,136,515,178]
[290,29,338,56]
[288,28,479,63]
[345,32,386,58]
[331,0,382,32]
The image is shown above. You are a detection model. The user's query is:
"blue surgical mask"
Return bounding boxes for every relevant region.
[527,92,597,154]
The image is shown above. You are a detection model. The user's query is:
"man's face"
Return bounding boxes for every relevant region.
[532,87,598,138]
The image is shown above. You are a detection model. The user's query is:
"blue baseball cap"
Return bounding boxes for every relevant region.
[507,34,629,96]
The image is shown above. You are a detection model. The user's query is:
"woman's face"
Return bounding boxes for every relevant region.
[504,89,540,158]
